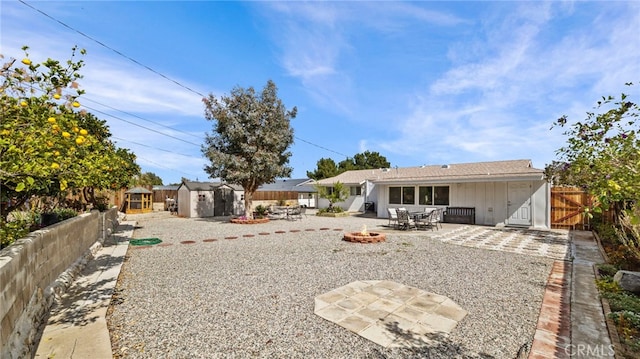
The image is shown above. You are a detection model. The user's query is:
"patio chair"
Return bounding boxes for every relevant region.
[290,206,306,220]
[387,208,399,228]
[396,209,416,230]
[416,209,440,231]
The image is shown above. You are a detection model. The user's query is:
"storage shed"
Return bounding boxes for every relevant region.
[176,181,244,218]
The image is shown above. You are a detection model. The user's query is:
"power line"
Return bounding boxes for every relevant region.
[19,0,351,160]
[82,104,202,147]
[135,155,198,177]
[82,97,205,140]
[112,136,198,158]
[18,0,206,98]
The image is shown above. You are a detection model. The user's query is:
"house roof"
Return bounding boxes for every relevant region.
[257,178,316,192]
[179,181,243,191]
[152,185,179,191]
[315,159,545,185]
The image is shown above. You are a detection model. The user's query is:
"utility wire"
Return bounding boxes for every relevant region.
[81,104,202,147]
[19,0,351,160]
[18,0,206,98]
[112,136,198,158]
[82,97,205,140]
[135,155,197,177]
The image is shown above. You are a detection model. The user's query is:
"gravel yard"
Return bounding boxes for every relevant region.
[107,212,556,359]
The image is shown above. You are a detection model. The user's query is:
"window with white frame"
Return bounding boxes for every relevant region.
[350,186,362,196]
[418,185,450,205]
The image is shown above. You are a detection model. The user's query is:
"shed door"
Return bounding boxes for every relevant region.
[507,182,532,226]
[214,188,234,216]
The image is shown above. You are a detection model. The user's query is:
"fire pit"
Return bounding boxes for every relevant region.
[343,225,386,243]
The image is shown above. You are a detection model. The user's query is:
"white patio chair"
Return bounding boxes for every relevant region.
[396,209,416,230]
[387,208,398,228]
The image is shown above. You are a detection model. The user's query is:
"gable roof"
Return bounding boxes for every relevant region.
[315,159,545,185]
[178,181,243,191]
[257,178,316,192]
[125,186,153,194]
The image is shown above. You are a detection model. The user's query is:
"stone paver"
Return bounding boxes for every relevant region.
[428,225,570,260]
[314,280,467,348]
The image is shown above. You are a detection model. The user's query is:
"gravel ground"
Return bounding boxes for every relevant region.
[107,211,555,359]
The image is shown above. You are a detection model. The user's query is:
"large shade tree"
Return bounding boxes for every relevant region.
[202,80,297,218]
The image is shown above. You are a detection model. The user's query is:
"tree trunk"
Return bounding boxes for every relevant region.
[244,190,254,219]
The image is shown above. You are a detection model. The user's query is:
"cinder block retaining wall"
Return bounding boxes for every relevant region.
[0,207,119,359]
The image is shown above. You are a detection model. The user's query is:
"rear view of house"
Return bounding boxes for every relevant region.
[315,159,550,229]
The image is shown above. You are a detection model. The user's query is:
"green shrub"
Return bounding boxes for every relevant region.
[253,204,268,218]
[604,292,640,313]
[597,278,622,294]
[318,206,344,214]
[597,263,620,278]
[53,208,78,221]
[0,216,33,249]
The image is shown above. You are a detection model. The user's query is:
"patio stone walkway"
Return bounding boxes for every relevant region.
[428,225,570,260]
[314,280,467,348]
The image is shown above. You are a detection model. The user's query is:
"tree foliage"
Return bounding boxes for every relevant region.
[131,172,163,187]
[306,158,339,180]
[0,46,139,218]
[546,83,639,215]
[307,151,391,180]
[202,80,297,218]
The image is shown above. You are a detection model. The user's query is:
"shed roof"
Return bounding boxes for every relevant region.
[315,159,544,185]
[179,181,243,191]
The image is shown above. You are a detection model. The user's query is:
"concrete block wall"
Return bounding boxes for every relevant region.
[0,207,117,359]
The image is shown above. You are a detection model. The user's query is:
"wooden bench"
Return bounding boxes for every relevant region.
[443,207,475,224]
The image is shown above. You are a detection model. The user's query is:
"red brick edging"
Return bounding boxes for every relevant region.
[529,260,572,358]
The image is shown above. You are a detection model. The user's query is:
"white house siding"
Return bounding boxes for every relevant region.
[375,180,550,229]
[193,191,215,218]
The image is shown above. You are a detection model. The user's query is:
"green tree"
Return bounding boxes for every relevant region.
[130,172,163,187]
[338,151,390,172]
[547,83,639,215]
[315,181,349,211]
[306,158,339,180]
[0,46,139,217]
[308,151,391,180]
[202,80,297,218]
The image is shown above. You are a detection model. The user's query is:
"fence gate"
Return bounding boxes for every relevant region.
[551,187,591,229]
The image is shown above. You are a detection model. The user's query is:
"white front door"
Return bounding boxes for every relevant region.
[507,182,532,226]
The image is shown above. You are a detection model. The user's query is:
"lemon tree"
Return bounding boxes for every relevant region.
[1,46,139,217]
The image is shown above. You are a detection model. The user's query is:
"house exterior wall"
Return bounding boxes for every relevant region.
[375,180,550,229]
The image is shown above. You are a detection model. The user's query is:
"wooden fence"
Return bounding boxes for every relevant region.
[551,186,591,229]
[252,191,299,201]
[550,186,614,229]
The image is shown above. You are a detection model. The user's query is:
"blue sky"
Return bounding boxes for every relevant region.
[2,1,639,185]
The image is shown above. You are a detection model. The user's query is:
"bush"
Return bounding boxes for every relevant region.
[253,204,268,218]
[0,213,36,249]
[318,206,344,214]
[53,207,78,221]
[598,263,621,278]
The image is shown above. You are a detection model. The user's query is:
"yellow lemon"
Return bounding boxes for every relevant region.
[54,151,60,156]
[53,93,61,100]
[52,124,60,131]
[62,131,71,138]
[21,58,31,65]
[72,101,80,108]
[75,136,85,145]
[51,162,60,169]
[47,117,56,123]
[20,100,27,107]
[46,141,53,147]
[72,126,79,133]
[79,129,88,135]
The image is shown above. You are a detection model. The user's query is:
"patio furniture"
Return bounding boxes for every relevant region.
[290,206,306,220]
[387,208,398,228]
[443,207,475,224]
[396,209,416,230]
[416,209,441,231]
